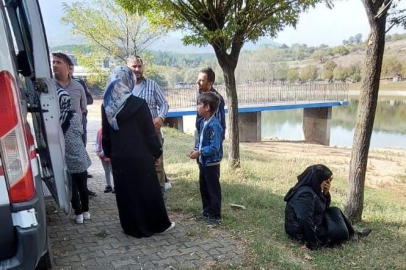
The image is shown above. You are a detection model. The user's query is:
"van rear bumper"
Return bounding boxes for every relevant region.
[0,175,48,270]
[0,225,43,270]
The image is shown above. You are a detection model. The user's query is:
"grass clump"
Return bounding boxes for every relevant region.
[163,127,406,270]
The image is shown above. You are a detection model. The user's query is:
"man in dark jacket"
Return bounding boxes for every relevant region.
[195,67,226,141]
[69,64,94,146]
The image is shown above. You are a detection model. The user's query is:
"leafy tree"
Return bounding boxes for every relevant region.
[311,50,327,63]
[333,66,348,82]
[402,63,406,77]
[274,63,289,82]
[118,0,327,167]
[344,0,406,222]
[321,69,333,82]
[62,0,165,62]
[324,59,338,72]
[286,68,299,83]
[349,62,362,82]
[381,56,402,77]
[354,33,363,44]
[321,60,337,81]
[333,46,350,56]
[300,65,318,82]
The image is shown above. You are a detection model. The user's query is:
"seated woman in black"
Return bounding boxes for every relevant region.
[284,164,371,250]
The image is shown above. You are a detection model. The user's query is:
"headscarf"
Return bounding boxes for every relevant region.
[103,66,135,130]
[284,164,332,203]
[57,88,73,134]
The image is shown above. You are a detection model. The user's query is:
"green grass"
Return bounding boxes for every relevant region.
[163,127,406,270]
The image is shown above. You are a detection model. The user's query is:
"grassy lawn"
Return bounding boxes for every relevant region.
[349,81,406,91]
[163,127,406,270]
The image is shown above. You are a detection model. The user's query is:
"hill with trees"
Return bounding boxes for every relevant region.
[51,33,406,87]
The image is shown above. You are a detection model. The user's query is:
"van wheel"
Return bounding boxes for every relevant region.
[35,235,53,270]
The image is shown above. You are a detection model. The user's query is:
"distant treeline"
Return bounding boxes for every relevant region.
[51,33,406,87]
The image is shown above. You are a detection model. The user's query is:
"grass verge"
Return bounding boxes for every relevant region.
[163,127,406,270]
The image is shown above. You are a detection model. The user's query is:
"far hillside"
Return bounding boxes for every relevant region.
[51,33,406,88]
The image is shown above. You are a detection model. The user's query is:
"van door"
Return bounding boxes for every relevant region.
[3,0,71,213]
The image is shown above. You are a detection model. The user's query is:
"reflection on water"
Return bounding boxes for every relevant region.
[262,96,406,149]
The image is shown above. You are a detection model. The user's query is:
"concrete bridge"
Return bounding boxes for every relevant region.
[163,83,349,146]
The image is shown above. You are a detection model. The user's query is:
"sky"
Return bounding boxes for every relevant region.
[273,0,406,47]
[39,0,406,51]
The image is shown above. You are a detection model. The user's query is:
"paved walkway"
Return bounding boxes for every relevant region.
[47,119,245,270]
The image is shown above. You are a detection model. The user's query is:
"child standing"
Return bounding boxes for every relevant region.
[95,127,114,193]
[188,92,223,226]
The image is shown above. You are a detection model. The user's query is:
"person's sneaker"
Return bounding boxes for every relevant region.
[164,222,176,232]
[104,186,113,193]
[206,218,222,227]
[87,173,93,178]
[165,182,172,190]
[74,214,84,224]
[88,189,97,197]
[83,211,91,220]
[355,228,372,239]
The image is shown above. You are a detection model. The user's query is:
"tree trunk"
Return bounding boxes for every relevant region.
[212,40,243,169]
[344,0,389,223]
[222,66,240,168]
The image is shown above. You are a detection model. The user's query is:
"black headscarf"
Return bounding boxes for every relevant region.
[284,164,332,203]
[57,88,74,134]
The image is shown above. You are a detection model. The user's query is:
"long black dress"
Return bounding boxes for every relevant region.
[102,95,171,238]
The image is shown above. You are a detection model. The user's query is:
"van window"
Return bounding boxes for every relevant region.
[4,0,34,78]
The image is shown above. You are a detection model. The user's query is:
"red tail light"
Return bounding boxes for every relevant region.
[0,71,35,203]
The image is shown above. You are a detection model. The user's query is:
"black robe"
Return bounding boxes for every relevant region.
[102,95,171,238]
[285,186,354,249]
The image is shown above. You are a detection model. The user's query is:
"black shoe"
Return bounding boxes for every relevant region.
[355,228,372,239]
[87,174,93,179]
[104,186,113,193]
[206,217,222,227]
[88,190,97,197]
[195,213,209,221]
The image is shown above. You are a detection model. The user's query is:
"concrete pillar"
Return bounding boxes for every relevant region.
[303,107,331,146]
[164,117,183,132]
[238,112,261,142]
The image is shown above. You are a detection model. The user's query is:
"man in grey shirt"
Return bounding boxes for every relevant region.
[52,52,87,123]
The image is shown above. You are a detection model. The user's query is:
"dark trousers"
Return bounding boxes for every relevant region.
[71,171,89,215]
[199,163,221,219]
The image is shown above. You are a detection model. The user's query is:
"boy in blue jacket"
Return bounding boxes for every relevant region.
[188,92,223,226]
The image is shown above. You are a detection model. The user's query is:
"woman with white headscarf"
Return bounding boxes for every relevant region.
[102,66,174,238]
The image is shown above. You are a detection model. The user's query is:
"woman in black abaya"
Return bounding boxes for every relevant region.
[102,66,174,238]
[284,164,371,250]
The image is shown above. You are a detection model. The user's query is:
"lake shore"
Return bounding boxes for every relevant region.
[349,90,406,97]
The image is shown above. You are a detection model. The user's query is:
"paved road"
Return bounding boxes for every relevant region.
[47,119,245,270]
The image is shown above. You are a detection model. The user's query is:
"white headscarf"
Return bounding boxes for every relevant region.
[103,66,135,130]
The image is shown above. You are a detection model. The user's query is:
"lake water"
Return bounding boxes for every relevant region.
[262,96,406,149]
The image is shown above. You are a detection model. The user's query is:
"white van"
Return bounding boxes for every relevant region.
[0,0,71,269]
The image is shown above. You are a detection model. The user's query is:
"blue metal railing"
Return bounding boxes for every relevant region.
[163,83,349,109]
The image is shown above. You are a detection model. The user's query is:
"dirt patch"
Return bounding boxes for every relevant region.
[242,141,406,200]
